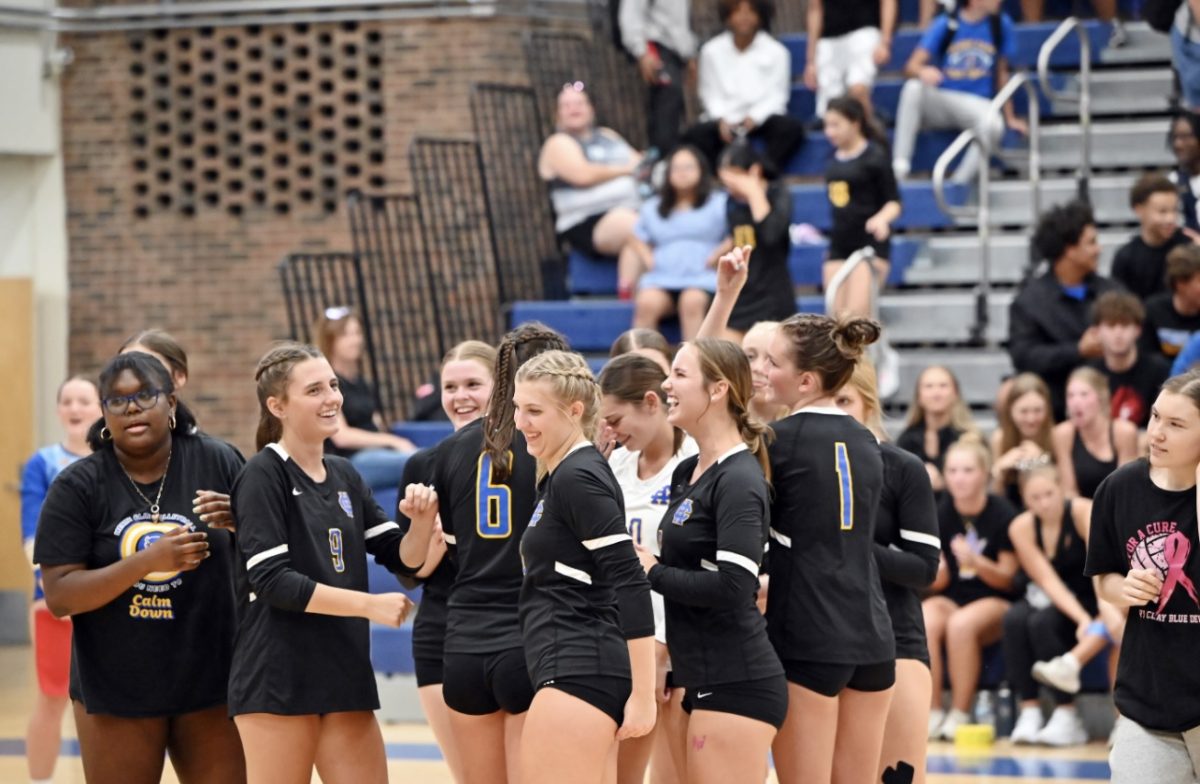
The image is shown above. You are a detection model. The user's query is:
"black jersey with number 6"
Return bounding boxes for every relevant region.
[519,444,655,684]
[431,418,539,654]
[766,408,894,665]
[649,445,782,687]
[228,442,412,716]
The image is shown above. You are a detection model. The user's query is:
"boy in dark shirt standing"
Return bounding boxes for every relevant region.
[1088,291,1171,429]
[1142,244,1200,362]
[1111,173,1191,301]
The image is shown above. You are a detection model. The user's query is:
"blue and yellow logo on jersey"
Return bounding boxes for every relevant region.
[119,519,189,584]
[650,485,671,506]
[671,499,693,526]
[338,491,354,518]
[529,500,545,527]
[828,180,850,208]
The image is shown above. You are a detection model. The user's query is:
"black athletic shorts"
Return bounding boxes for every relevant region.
[783,659,896,698]
[442,648,534,716]
[537,675,630,727]
[827,235,891,264]
[681,674,789,729]
[414,656,444,688]
[558,213,606,258]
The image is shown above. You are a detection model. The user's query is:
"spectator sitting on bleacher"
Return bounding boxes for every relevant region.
[630,146,730,340]
[717,142,797,340]
[802,0,897,121]
[1170,2,1200,108]
[897,365,979,493]
[539,83,645,299]
[1169,111,1200,232]
[1112,173,1192,301]
[315,307,416,492]
[1140,243,1200,362]
[1008,201,1121,421]
[891,0,1024,184]
[1087,291,1171,429]
[619,0,695,155]
[990,372,1055,510]
[680,0,804,174]
[1003,465,1095,747]
[924,435,1020,741]
[1019,0,1126,47]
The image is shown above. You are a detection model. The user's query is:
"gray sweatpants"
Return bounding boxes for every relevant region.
[1110,715,1200,784]
[891,80,1003,184]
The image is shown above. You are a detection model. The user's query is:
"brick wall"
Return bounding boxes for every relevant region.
[62,13,588,453]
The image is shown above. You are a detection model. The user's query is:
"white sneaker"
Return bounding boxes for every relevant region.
[1033,654,1082,694]
[928,708,946,740]
[938,709,971,741]
[1036,706,1088,747]
[1010,706,1045,744]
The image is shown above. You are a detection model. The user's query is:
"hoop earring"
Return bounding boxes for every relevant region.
[100,426,112,441]
[168,414,177,430]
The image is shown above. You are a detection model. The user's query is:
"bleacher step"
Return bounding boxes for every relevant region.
[905,230,1127,285]
[881,290,1013,344]
[980,175,1136,227]
[893,348,1014,407]
[1099,22,1173,66]
[1033,119,1175,169]
[1050,67,1175,116]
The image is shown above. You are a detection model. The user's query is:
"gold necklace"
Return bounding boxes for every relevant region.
[120,450,172,523]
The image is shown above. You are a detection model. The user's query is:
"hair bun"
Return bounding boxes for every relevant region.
[831,318,882,359]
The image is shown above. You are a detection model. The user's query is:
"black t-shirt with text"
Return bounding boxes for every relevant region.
[519,445,654,685]
[229,444,411,715]
[825,142,900,257]
[34,434,245,717]
[727,183,796,332]
[1089,352,1171,429]
[432,418,540,654]
[1141,292,1200,361]
[936,493,1019,605]
[766,409,894,665]
[1086,460,1200,732]
[649,446,782,687]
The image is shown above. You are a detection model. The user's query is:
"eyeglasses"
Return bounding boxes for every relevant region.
[562,81,586,93]
[103,388,162,415]
[324,305,351,320]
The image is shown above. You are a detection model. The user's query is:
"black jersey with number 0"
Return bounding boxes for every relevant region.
[229,443,412,715]
[519,444,654,684]
[33,433,245,718]
[1085,460,1200,732]
[650,446,782,687]
[766,409,894,664]
[395,446,455,663]
[431,418,540,654]
[874,443,941,663]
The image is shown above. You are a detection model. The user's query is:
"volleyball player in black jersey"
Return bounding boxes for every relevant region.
[836,361,940,784]
[35,352,245,784]
[397,340,496,783]
[763,309,894,784]
[407,324,569,784]
[635,338,786,782]
[230,343,429,784]
[513,350,656,783]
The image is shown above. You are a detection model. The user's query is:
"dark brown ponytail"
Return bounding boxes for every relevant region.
[483,322,569,480]
[778,314,881,394]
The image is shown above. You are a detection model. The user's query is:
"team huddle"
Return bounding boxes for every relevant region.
[18,246,1200,784]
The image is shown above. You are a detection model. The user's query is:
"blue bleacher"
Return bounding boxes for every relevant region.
[393,421,455,448]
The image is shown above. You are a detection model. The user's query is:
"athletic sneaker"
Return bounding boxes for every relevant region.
[928,708,946,740]
[937,708,971,741]
[1036,706,1088,747]
[1109,19,1128,48]
[1032,653,1082,694]
[1010,706,1045,744]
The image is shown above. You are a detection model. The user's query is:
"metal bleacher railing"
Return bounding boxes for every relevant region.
[1037,17,1095,203]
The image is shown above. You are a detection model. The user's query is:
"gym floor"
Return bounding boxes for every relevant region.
[0,646,1111,783]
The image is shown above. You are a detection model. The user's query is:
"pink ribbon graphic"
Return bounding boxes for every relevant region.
[1157,531,1200,614]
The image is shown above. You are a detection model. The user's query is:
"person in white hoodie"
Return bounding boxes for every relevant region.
[681,0,805,173]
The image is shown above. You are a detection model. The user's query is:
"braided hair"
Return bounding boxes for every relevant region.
[690,338,775,482]
[254,342,323,451]
[484,323,570,480]
[776,313,881,395]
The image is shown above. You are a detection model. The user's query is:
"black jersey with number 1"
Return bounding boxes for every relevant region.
[766,408,894,665]
[649,446,782,687]
[519,444,655,684]
[431,418,540,654]
[229,443,414,716]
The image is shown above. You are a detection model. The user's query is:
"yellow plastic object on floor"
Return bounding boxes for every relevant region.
[954,723,996,750]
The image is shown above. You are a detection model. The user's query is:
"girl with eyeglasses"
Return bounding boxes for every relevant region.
[33,352,247,784]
